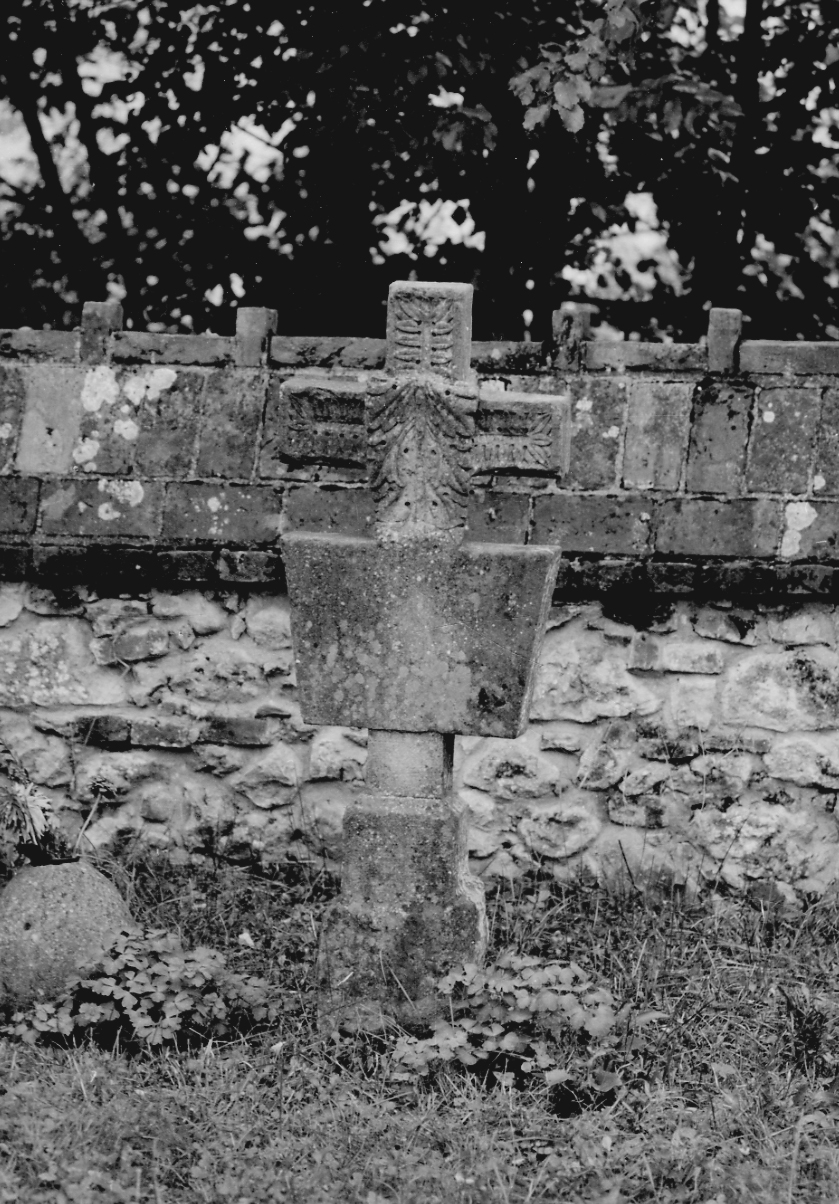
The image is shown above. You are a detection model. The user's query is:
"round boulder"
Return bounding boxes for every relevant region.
[0,861,134,1009]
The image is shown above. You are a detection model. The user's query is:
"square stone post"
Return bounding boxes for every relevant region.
[283,282,561,1029]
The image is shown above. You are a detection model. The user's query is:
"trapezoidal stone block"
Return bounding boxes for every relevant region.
[283,532,560,737]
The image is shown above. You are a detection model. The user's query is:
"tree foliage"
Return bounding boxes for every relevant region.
[1,0,838,340]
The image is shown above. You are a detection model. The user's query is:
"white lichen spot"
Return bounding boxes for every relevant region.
[97,502,122,522]
[780,501,817,559]
[113,417,139,441]
[814,473,826,491]
[481,378,507,396]
[762,408,775,423]
[604,425,620,439]
[640,512,651,522]
[207,496,222,513]
[123,367,177,406]
[98,478,145,507]
[0,423,12,440]
[72,436,100,467]
[575,397,593,413]
[81,366,120,412]
[120,404,130,415]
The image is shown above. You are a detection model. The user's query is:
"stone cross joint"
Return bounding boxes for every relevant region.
[366,374,478,542]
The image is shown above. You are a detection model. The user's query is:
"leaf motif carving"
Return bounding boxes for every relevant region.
[388,294,456,376]
[367,376,476,541]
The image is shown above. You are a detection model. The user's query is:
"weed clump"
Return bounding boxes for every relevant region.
[1,926,279,1053]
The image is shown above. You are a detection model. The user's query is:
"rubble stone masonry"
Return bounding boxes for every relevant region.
[3,302,839,903]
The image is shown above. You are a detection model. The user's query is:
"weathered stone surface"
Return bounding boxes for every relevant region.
[195,744,247,776]
[32,707,132,747]
[244,597,293,650]
[40,478,163,539]
[576,737,632,790]
[607,792,664,828]
[86,599,149,636]
[284,534,558,737]
[0,365,26,474]
[14,366,85,474]
[719,649,839,731]
[129,633,293,704]
[130,713,202,749]
[777,500,839,561]
[628,635,726,675]
[0,862,134,1007]
[531,494,652,555]
[462,737,562,800]
[0,618,128,707]
[308,727,367,782]
[262,375,367,472]
[151,591,228,635]
[668,676,720,731]
[692,607,758,645]
[620,762,671,796]
[0,712,72,787]
[814,388,839,494]
[467,490,531,544]
[746,388,820,494]
[74,751,160,803]
[162,483,283,543]
[655,498,782,557]
[0,583,24,628]
[530,629,662,723]
[690,752,760,791]
[763,735,839,788]
[563,378,626,488]
[0,478,40,535]
[622,381,692,490]
[685,383,751,494]
[195,369,265,478]
[536,720,591,753]
[767,608,835,647]
[283,484,375,537]
[318,792,487,1029]
[232,743,300,808]
[518,792,603,859]
[200,716,278,746]
[474,395,570,476]
[92,620,170,665]
[690,798,839,893]
[707,308,742,374]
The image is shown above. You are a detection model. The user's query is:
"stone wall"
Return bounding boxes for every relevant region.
[2,302,839,902]
[2,584,839,903]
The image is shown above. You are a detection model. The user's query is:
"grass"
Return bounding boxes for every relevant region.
[1,849,839,1203]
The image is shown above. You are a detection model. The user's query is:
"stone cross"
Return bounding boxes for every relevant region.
[282,282,561,1029]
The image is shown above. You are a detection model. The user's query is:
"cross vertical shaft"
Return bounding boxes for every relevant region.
[282,281,560,1028]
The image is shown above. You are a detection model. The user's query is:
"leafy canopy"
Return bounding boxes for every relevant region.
[1,1,838,339]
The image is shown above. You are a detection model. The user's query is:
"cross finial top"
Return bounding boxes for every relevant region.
[384,281,474,381]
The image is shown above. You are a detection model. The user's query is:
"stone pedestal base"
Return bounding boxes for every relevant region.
[317,790,487,1031]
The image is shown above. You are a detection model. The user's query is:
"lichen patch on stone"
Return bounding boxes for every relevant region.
[780,501,817,558]
[98,478,145,507]
[72,436,101,468]
[123,367,177,406]
[81,366,120,413]
[113,417,139,441]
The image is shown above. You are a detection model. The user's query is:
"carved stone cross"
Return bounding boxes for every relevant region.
[282,282,561,1029]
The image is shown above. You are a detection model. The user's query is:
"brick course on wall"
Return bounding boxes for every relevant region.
[3,300,839,903]
[5,304,839,595]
